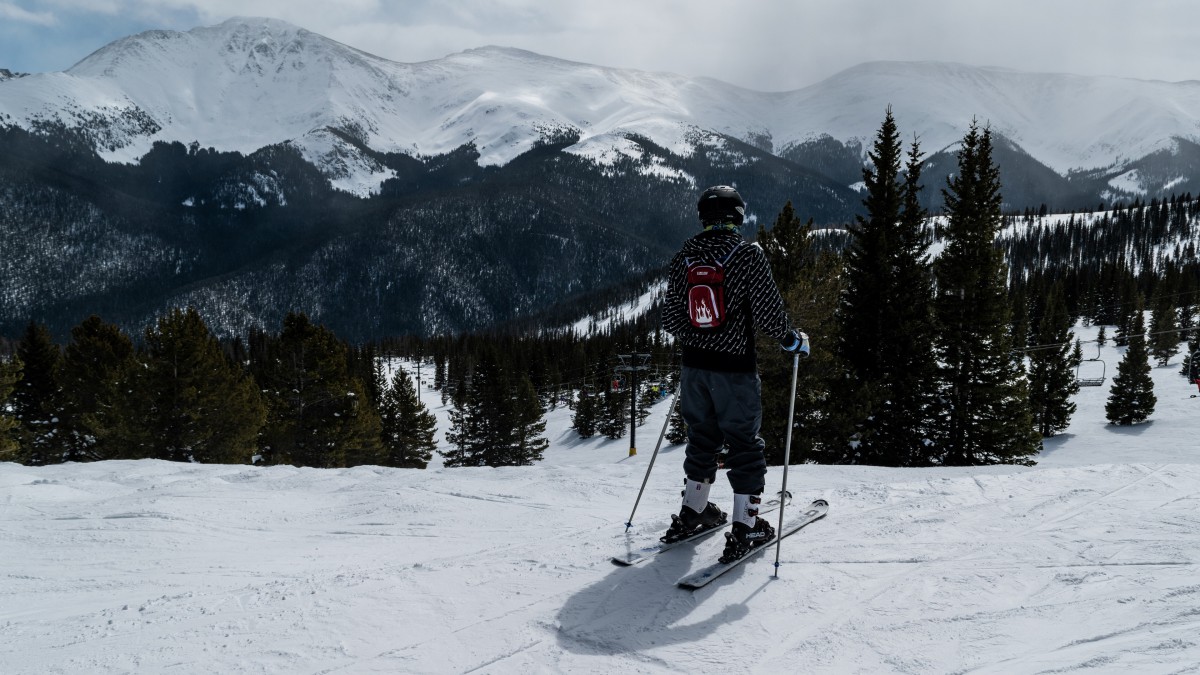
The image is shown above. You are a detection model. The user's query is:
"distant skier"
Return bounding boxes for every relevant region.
[662,184,809,562]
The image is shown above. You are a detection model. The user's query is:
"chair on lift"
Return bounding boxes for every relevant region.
[1076,342,1107,387]
[1190,350,1200,398]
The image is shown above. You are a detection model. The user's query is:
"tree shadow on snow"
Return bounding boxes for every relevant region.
[1038,432,1076,459]
[554,531,770,659]
[1103,420,1155,437]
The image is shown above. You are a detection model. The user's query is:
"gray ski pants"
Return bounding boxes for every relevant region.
[679,365,767,495]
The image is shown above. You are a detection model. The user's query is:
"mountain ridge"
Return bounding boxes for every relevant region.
[4,16,1200,196]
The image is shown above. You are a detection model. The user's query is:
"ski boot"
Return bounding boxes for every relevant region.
[718,516,775,563]
[661,502,727,543]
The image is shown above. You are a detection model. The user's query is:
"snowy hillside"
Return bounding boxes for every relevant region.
[3,17,1200,195]
[3,324,1199,674]
[777,61,1200,175]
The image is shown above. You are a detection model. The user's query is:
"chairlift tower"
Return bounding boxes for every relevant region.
[615,353,652,456]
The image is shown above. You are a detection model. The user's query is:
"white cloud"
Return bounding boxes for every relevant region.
[0,2,57,25]
[276,0,1200,89]
[8,0,1200,89]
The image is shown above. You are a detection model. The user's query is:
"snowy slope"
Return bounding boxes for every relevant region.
[3,17,1200,195]
[772,61,1200,175]
[3,325,1199,674]
[0,17,770,180]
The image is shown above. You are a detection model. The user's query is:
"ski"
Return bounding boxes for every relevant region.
[676,499,828,590]
[611,498,788,567]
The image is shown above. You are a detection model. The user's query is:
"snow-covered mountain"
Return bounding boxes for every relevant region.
[3,17,1200,197]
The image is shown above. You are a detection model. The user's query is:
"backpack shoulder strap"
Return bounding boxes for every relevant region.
[719,240,747,265]
[684,239,746,268]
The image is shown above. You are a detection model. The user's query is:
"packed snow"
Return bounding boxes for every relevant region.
[2,324,1199,674]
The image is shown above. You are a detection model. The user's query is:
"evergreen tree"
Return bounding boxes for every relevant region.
[121,307,265,463]
[445,350,496,468]
[572,387,599,439]
[1096,325,1107,347]
[830,110,940,466]
[544,366,561,411]
[636,383,657,426]
[0,356,22,460]
[505,375,549,466]
[371,357,389,415]
[1106,303,1157,425]
[1180,301,1197,337]
[757,202,847,464]
[435,351,450,405]
[1028,284,1079,436]
[933,122,1040,465]
[354,344,383,407]
[1010,287,1030,354]
[256,312,382,468]
[597,385,628,440]
[58,316,137,461]
[1182,329,1200,383]
[1112,273,1140,347]
[12,322,64,465]
[379,367,437,469]
[443,349,546,467]
[665,398,688,445]
[1148,291,1180,366]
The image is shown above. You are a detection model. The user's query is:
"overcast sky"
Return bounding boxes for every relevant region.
[2,0,1197,90]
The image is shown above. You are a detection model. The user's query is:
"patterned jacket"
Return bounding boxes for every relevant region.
[664,228,791,372]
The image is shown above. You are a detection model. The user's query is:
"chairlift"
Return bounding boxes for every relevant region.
[1190,350,1200,397]
[1076,342,1107,387]
[611,374,627,393]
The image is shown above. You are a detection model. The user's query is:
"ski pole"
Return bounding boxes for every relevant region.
[772,351,801,577]
[625,384,682,530]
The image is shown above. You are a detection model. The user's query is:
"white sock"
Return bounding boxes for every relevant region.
[733,493,762,527]
[682,478,712,513]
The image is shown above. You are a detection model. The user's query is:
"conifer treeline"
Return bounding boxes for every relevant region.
[1004,196,1200,334]
[0,304,681,468]
[0,309,442,468]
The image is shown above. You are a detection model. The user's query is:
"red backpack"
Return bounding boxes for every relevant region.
[685,243,743,331]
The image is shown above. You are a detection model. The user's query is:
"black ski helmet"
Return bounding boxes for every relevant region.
[697,185,745,227]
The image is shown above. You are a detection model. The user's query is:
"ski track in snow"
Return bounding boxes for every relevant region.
[3,328,1200,674]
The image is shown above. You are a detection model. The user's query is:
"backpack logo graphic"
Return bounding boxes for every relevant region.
[685,244,741,331]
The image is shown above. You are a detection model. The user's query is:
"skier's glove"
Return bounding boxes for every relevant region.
[780,330,810,358]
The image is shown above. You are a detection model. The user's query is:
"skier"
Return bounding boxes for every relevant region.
[662,184,809,562]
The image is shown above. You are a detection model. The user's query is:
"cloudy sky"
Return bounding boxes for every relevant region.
[1,0,1196,91]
